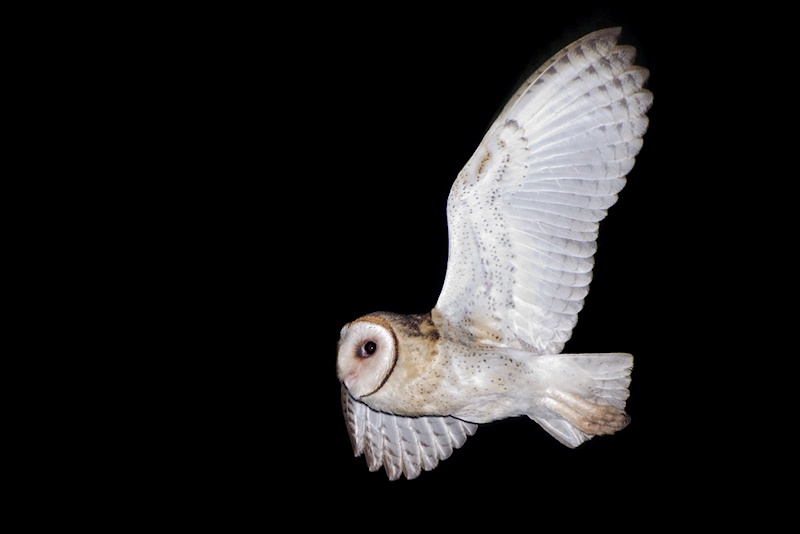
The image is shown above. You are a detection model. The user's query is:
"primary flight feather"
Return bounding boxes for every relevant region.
[337,27,653,480]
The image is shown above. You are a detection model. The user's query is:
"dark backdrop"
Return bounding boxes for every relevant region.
[126,1,772,524]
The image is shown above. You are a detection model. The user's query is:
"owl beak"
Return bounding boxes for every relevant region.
[343,367,360,395]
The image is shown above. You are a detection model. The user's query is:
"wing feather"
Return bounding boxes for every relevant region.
[341,386,477,480]
[435,27,652,354]
[364,405,384,472]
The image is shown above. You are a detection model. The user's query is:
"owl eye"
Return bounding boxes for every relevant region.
[358,340,377,358]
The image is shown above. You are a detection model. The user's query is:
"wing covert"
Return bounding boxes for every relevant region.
[434,28,652,354]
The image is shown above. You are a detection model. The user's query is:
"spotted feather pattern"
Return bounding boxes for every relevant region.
[436,27,652,354]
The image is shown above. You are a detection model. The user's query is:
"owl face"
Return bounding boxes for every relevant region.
[336,316,397,399]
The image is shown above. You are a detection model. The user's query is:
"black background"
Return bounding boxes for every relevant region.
[119,1,781,524]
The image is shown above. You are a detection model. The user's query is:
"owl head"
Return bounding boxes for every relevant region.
[337,315,397,399]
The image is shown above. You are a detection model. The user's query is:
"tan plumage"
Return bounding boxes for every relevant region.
[337,28,652,480]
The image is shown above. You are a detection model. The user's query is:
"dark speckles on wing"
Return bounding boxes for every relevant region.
[476,148,493,176]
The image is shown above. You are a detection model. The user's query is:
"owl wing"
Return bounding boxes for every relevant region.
[434,27,652,354]
[341,386,477,480]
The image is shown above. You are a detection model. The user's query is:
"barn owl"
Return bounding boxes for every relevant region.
[337,27,652,480]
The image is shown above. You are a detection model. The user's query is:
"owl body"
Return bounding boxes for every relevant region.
[339,311,533,421]
[338,311,632,431]
[337,28,652,480]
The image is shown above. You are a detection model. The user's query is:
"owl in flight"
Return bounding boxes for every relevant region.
[337,27,652,480]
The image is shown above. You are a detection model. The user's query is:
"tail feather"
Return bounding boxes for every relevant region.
[529,352,633,447]
[533,416,593,448]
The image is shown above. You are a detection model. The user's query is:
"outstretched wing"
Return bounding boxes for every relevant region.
[341,386,477,480]
[434,27,652,354]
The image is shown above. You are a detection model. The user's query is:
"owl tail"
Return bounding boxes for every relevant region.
[528,353,633,448]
